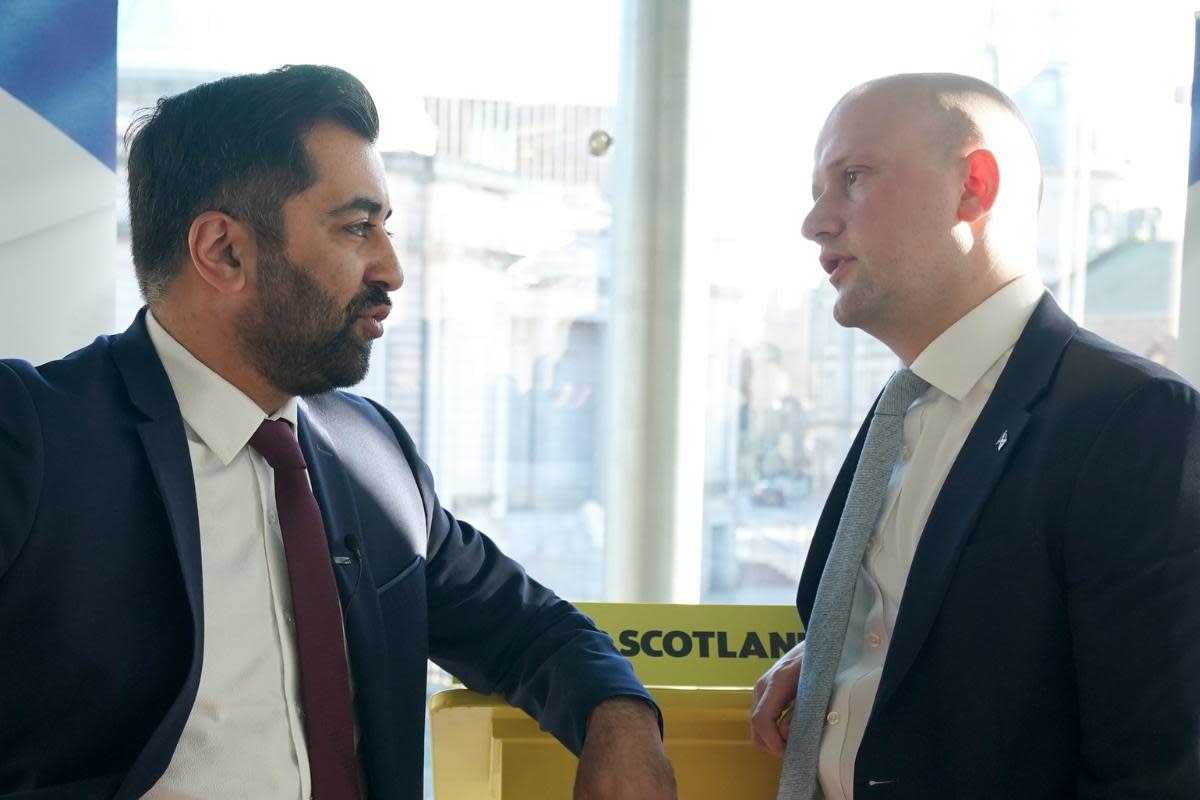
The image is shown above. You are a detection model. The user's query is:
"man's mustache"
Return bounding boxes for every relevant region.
[346,284,392,318]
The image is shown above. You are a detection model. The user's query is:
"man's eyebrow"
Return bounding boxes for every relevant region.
[821,154,850,173]
[327,196,388,218]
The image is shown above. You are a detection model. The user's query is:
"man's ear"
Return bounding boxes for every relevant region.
[957,148,1000,223]
[186,211,257,294]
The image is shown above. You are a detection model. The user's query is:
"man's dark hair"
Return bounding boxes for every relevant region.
[125,64,379,303]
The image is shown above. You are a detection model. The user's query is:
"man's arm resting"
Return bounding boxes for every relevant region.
[574,696,676,800]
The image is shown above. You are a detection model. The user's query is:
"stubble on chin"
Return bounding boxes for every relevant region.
[831,286,865,330]
[830,266,889,333]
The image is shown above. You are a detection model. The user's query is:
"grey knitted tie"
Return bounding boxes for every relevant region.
[776,368,929,800]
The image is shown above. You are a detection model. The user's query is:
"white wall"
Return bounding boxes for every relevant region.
[0,87,115,364]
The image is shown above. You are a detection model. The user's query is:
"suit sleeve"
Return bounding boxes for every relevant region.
[377,406,658,755]
[1063,376,1200,797]
[0,361,43,578]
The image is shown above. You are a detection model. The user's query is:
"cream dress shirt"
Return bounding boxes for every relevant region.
[142,312,314,800]
[817,275,1045,800]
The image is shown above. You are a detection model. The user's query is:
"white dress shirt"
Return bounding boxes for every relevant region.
[143,312,314,800]
[817,275,1045,800]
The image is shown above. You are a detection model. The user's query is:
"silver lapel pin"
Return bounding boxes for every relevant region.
[995,430,1008,451]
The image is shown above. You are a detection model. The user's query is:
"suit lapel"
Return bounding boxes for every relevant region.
[297,407,392,755]
[872,397,1029,710]
[110,310,208,797]
[297,409,370,599]
[111,310,204,645]
[872,294,1078,713]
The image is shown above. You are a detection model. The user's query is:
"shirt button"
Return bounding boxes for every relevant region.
[826,711,840,726]
[285,614,295,626]
[901,445,912,461]
[866,536,878,552]
[868,633,882,648]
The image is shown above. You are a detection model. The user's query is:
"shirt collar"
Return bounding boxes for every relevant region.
[145,311,300,465]
[909,273,1045,402]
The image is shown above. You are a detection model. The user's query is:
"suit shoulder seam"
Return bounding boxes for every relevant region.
[0,360,46,574]
[1063,375,1194,533]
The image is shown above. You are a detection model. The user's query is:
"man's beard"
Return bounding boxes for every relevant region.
[236,248,391,398]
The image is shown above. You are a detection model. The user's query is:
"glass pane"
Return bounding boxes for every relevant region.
[692,0,1196,603]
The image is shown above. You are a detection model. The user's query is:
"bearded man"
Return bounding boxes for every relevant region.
[0,65,674,800]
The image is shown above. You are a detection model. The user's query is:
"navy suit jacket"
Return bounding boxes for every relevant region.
[0,311,651,799]
[798,295,1200,799]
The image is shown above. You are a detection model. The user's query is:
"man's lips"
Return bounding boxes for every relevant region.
[820,252,855,275]
[357,305,391,338]
[821,253,855,282]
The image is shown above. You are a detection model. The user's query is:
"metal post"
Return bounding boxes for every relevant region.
[1177,13,1200,386]
[604,0,702,602]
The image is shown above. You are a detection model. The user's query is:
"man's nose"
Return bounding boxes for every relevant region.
[370,236,404,292]
[800,194,839,242]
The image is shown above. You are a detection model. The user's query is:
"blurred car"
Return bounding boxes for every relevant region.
[751,479,787,507]
[750,475,813,507]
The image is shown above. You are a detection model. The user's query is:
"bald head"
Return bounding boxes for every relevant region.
[835,72,1043,212]
[802,73,1043,361]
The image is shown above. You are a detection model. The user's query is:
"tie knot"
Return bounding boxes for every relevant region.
[248,418,306,470]
[875,368,929,417]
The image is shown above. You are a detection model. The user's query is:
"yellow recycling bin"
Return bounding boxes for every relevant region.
[430,602,803,799]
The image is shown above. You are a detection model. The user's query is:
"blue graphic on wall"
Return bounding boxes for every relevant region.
[1191,15,1200,186]
[0,0,117,170]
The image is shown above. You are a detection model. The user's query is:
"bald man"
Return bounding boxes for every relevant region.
[751,73,1200,799]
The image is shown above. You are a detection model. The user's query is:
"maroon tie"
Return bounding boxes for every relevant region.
[249,419,362,800]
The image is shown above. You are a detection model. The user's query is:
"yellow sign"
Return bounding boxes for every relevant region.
[574,602,804,688]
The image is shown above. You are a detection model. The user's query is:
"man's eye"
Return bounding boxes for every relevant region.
[845,169,862,185]
[347,221,395,239]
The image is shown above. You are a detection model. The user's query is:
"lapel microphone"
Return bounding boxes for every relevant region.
[339,535,365,623]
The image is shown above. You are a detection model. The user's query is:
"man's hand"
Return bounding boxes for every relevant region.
[750,640,804,755]
[573,696,677,799]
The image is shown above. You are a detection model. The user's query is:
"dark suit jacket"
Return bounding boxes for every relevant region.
[798,295,1200,799]
[0,310,651,799]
